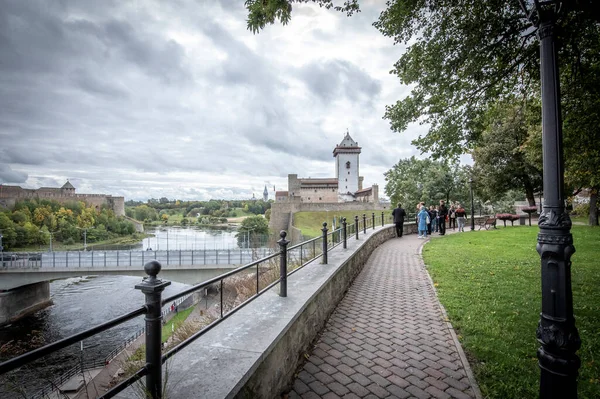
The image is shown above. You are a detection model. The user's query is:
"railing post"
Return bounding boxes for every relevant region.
[135,261,171,399]
[321,222,328,264]
[277,231,289,297]
[372,213,375,230]
[363,214,366,234]
[382,211,384,226]
[355,215,359,239]
[342,217,347,249]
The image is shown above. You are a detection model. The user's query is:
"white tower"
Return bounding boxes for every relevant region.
[333,131,361,201]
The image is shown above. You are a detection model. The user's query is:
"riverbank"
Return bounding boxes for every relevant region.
[8,233,152,253]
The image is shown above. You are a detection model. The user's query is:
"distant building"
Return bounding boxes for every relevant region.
[276,131,378,203]
[0,180,125,216]
[263,185,269,202]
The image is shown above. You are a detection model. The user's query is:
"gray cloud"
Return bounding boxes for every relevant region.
[0,0,417,201]
[0,165,28,183]
[298,59,382,103]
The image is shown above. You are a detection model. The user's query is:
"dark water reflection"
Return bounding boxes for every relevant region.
[0,275,190,398]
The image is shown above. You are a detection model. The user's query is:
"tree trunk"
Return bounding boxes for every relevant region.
[589,188,599,226]
[524,183,536,206]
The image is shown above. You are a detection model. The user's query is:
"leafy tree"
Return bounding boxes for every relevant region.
[472,101,542,206]
[236,216,269,248]
[384,157,471,213]
[0,213,18,249]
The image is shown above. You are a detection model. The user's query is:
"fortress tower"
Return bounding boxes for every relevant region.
[333,131,361,201]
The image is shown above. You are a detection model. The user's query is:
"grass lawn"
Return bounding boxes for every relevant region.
[294,210,390,237]
[423,225,599,398]
[162,306,195,343]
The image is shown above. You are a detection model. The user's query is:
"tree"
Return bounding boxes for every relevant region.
[472,101,542,206]
[236,216,269,248]
[384,157,470,213]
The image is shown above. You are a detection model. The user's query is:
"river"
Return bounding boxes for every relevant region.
[0,226,250,398]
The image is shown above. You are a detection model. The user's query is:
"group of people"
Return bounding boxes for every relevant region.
[392,201,469,239]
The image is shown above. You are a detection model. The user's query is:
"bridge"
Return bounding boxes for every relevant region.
[0,248,278,327]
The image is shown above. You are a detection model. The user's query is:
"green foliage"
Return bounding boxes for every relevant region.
[384,157,471,211]
[245,0,359,34]
[473,101,542,205]
[236,215,269,247]
[423,226,600,398]
[1,199,136,250]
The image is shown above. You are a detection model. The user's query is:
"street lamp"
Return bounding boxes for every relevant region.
[76,227,94,251]
[519,1,580,397]
[469,178,475,231]
[40,230,54,252]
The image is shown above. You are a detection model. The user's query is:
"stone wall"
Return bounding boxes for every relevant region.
[269,201,392,233]
[0,281,51,327]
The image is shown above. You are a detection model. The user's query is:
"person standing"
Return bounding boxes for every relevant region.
[456,204,467,232]
[392,203,406,237]
[438,200,448,235]
[428,205,438,234]
[417,205,429,238]
[449,204,457,230]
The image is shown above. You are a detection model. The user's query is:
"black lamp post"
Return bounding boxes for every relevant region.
[519,1,580,397]
[469,178,475,231]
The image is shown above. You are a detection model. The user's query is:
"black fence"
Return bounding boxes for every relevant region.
[0,213,391,399]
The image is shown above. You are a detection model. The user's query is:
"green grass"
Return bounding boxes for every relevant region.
[423,225,600,398]
[161,307,194,343]
[294,210,386,237]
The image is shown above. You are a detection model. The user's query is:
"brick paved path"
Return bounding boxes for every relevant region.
[287,234,480,399]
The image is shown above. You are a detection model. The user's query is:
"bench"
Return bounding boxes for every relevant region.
[479,217,497,230]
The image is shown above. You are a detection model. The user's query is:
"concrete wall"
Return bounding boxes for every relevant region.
[0,281,51,327]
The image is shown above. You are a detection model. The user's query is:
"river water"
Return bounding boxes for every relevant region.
[0,226,248,398]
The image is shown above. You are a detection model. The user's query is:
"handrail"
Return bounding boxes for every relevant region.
[1,215,392,399]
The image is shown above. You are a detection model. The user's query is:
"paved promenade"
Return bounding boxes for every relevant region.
[286,233,481,399]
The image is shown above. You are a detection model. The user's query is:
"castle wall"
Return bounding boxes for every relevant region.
[298,186,338,203]
[269,201,391,233]
[0,185,125,216]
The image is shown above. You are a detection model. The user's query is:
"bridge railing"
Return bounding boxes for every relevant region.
[0,214,392,399]
[0,248,277,269]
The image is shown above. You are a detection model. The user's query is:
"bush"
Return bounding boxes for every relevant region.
[571,202,590,217]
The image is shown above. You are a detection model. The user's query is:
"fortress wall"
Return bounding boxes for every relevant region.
[269,201,392,233]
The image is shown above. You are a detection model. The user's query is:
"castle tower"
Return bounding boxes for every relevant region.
[61,180,75,196]
[263,185,268,202]
[333,131,361,198]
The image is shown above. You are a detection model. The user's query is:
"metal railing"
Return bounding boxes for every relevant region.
[0,214,392,398]
[0,248,276,269]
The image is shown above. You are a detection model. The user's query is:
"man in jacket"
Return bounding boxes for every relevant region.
[392,203,406,237]
[438,200,448,235]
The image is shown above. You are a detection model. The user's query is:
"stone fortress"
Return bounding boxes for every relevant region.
[0,180,125,216]
[270,131,387,238]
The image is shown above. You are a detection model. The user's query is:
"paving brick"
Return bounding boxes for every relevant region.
[387,374,409,388]
[298,370,316,385]
[445,387,474,399]
[303,361,321,375]
[406,375,429,390]
[308,380,330,396]
[425,386,451,399]
[371,365,392,378]
[323,392,342,399]
[328,381,350,396]
[373,357,393,368]
[424,376,449,391]
[301,391,322,399]
[347,382,370,397]
[442,376,469,391]
[385,384,411,398]
[405,384,431,399]
[354,364,374,376]
[332,372,353,386]
[369,373,391,387]
[341,356,359,367]
[366,383,390,398]
[350,372,372,386]
[314,371,335,385]
[293,380,310,394]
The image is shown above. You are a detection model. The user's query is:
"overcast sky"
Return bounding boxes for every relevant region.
[0,0,435,202]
